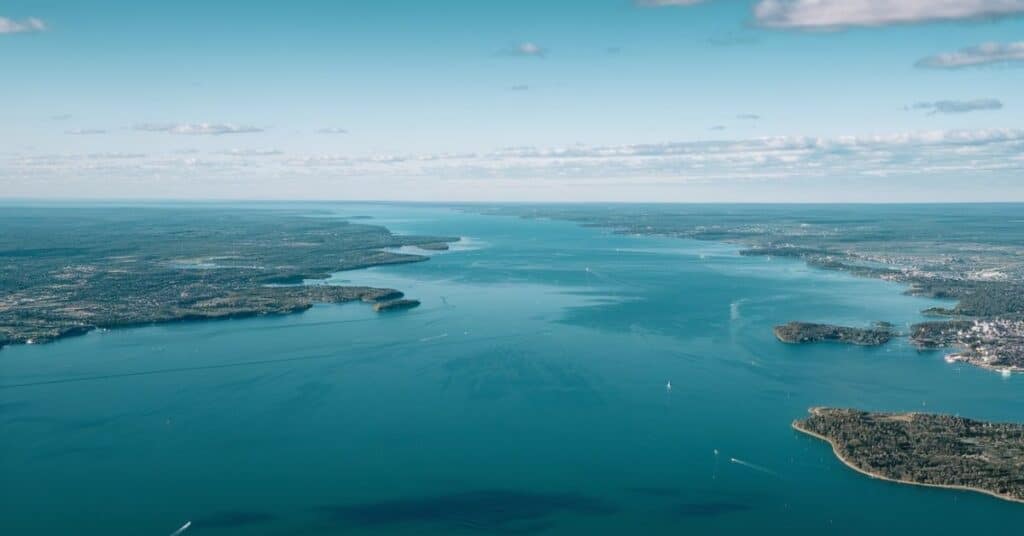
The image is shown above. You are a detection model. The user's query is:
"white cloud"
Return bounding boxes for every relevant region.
[64,128,107,135]
[916,41,1024,68]
[737,114,761,120]
[502,42,547,57]
[0,16,45,34]
[218,149,284,157]
[317,127,349,134]
[754,0,1024,29]
[909,98,1003,114]
[134,122,263,135]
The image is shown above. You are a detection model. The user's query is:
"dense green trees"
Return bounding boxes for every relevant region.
[796,408,1024,502]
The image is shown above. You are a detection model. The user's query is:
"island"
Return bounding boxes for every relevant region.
[415,242,453,251]
[373,299,421,312]
[773,321,893,346]
[0,207,457,349]
[793,407,1024,504]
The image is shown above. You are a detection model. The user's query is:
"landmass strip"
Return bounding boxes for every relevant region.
[793,407,1024,504]
[0,207,457,349]
[773,321,893,346]
[373,299,421,312]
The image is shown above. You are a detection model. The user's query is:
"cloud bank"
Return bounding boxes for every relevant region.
[6,128,1020,199]
[634,1,1024,29]
[0,16,45,34]
[754,0,1024,29]
[134,123,264,135]
[910,98,1003,114]
[916,41,1024,68]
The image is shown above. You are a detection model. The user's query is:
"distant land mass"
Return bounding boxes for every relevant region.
[373,298,421,312]
[478,204,1024,374]
[0,207,457,349]
[774,321,893,346]
[475,204,1024,500]
[794,407,1024,505]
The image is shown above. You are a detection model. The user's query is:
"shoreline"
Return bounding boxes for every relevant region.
[0,284,405,351]
[792,410,1024,506]
[944,354,1023,375]
[2,231,462,352]
[497,207,1006,374]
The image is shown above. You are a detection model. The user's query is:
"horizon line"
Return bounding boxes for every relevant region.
[3,197,1024,206]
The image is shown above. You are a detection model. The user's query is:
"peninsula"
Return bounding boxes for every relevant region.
[0,207,457,349]
[793,407,1024,504]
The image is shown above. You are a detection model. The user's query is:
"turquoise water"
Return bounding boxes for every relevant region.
[2,204,1023,535]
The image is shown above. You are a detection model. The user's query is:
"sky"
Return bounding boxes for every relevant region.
[1,0,1023,202]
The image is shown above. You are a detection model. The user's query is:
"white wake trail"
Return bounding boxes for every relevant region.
[730,457,779,477]
[169,521,191,536]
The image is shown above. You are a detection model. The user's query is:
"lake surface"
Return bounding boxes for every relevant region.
[2,204,1023,535]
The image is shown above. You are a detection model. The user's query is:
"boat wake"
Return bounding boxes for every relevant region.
[730,457,779,477]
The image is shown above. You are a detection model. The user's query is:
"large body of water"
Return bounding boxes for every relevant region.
[2,204,1022,535]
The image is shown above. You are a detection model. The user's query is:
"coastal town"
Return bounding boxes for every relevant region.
[937,318,1024,375]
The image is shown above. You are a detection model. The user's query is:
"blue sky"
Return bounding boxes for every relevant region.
[2,0,1023,201]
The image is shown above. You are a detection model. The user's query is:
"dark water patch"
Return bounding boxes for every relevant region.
[455,519,556,534]
[269,379,337,418]
[0,246,90,258]
[212,368,294,392]
[5,415,96,429]
[30,445,117,462]
[0,400,31,414]
[676,501,752,517]
[5,406,166,432]
[0,348,356,390]
[193,511,278,529]
[317,489,613,532]
[64,416,127,431]
[439,348,604,407]
[625,487,682,498]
